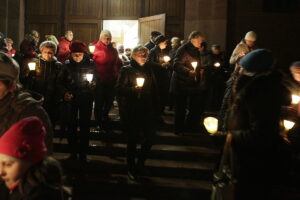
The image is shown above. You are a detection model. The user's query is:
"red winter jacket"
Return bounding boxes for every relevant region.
[92,41,122,83]
[58,37,72,63]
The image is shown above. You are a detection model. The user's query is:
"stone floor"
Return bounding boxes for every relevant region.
[52,105,224,200]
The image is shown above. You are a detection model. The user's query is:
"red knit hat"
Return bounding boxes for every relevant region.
[70,40,87,53]
[0,117,48,163]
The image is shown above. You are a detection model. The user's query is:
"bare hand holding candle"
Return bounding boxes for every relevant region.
[163,56,171,63]
[86,73,93,82]
[28,62,36,71]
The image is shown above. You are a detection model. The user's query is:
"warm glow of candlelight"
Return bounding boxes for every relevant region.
[28,62,36,71]
[89,45,95,54]
[191,62,197,70]
[291,94,300,105]
[214,62,221,67]
[283,120,295,130]
[86,73,93,82]
[163,56,171,63]
[136,77,145,87]
[203,117,218,134]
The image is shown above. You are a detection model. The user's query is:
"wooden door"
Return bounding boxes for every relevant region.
[138,13,166,45]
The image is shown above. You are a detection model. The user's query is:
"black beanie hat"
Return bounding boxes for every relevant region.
[155,35,167,45]
[239,49,274,73]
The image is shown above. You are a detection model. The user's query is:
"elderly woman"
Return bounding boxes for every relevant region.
[116,45,161,181]
[92,30,122,131]
[23,41,62,124]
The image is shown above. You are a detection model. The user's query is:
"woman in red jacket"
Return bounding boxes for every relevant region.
[92,30,122,130]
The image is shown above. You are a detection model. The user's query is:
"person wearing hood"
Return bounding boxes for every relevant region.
[0,52,53,154]
[23,40,62,124]
[57,30,73,63]
[57,40,96,162]
[222,49,292,199]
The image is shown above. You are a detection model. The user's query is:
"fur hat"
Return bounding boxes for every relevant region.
[155,35,167,45]
[0,117,47,163]
[70,40,87,53]
[239,49,273,73]
[0,52,20,81]
[244,31,257,41]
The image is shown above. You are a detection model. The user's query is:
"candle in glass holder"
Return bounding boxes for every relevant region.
[214,62,221,67]
[163,56,171,63]
[291,94,300,105]
[203,117,218,134]
[28,62,36,71]
[191,62,197,70]
[283,120,295,131]
[136,77,145,87]
[89,45,95,54]
[86,73,93,82]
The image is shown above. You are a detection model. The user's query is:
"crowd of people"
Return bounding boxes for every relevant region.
[0,27,300,199]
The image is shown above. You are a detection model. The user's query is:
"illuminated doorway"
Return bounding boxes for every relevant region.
[103,20,138,49]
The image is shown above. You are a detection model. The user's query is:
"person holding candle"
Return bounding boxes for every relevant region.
[223,49,292,199]
[57,40,96,162]
[4,38,16,57]
[0,52,53,154]
[116,45,160,181]
[23,41,62,125]
[58,30,73,63]
[170,31,206,135]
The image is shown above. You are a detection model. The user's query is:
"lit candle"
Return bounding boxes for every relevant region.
[89,45,95,54]
[12,54,15,57]
[214,62,221,67]
[163,56,171,63]
[86,73,93,82]
[283,120,295,131]
[291,94,300,105]
[191,62,197,70]
[203,117,218,134]
[136,77,145,87]
[28,62,36,71]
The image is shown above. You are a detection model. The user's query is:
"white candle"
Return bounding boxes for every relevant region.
[291,94,300,105]
[214,62,221,67]
[283,120,295,131]
[191,62,197,70]
[28,62,36,71]
[163,56,171,63]
[89,45,95,54]
[203,117,218,134]
[136,77,145,87]
[86,73,93,82]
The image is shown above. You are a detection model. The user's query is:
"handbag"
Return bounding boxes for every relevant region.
[211,133,236,200]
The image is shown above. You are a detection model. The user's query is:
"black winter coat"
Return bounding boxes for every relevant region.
[170,42,209,95]
[226,71,292,193]
[116,60,160,125]
[0,182,69,200]
[57,54,96,99]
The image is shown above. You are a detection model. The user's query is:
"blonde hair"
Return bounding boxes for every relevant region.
[45,35,59,45]
[99,30,112,40]
[4,38,13,44]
